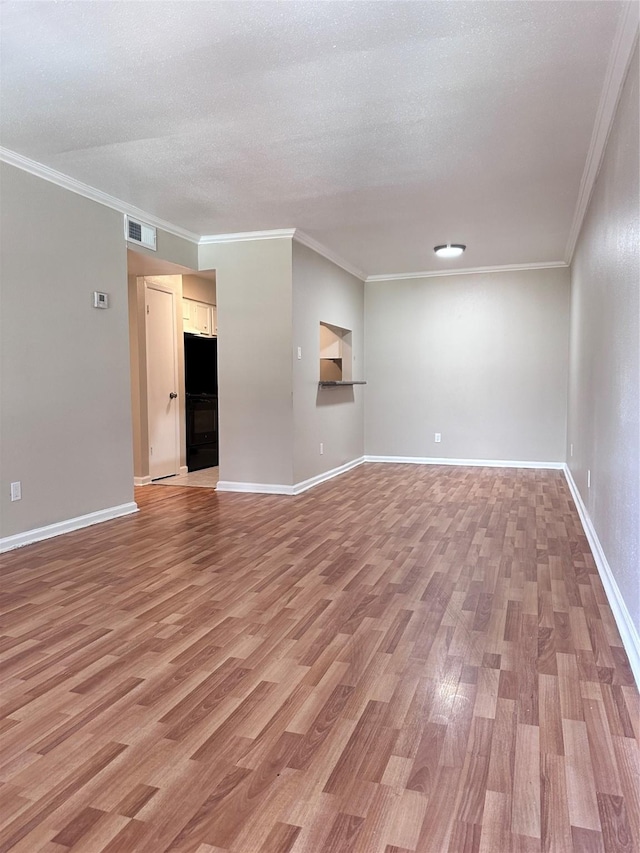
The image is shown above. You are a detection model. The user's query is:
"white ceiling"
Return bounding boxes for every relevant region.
[0,1,630,276]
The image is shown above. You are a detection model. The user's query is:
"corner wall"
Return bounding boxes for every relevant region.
[199,238,294,487]
[128,274,147,479]
[567,45,639,634]
[365,267,571,462]
[292,242,365,483]
[0,163,135,538]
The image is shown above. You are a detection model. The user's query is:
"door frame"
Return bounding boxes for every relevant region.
[144,279,180,479]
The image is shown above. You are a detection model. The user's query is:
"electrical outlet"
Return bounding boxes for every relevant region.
[10,481,21,501]
[434,433,441,443]
[587,469,591,488]
[297,347,302,360]
[570,443,573,457]
[320,443,324,455]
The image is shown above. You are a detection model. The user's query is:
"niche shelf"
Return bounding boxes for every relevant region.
[318,322,366,387]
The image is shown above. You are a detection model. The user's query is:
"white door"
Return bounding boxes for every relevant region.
[146,285,179,479]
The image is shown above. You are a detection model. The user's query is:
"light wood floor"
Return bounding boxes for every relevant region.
[1,465,638,853]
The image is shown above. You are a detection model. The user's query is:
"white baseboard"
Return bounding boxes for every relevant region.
[216,457,365,497]
[562,464,640,689]
[293,457,364,495]
[216,481,295,495]
[0,502,139,553]
[135,467,187,486]
[364,455,565,469]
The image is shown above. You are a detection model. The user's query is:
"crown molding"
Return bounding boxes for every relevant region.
[198,228,296,245]
[365,260,569,283]
[0,147,201,244]
[199,228,367,280]
[564,1,640,263]
[292,230,367,281]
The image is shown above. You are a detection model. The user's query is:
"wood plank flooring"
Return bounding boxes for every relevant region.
[0,464,638,852]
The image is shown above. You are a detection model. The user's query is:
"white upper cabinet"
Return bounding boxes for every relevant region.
[183,298,216,336]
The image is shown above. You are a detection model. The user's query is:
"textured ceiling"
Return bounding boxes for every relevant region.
[0,1,626,275]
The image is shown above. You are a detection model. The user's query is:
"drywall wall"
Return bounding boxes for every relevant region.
[197,240,362,488]
[567,45,639,630]
[128,273,147,479]
[127,247,198,279]
[128,229,198,271]
[0,162,134,536]
[183,274,216,305]
[198,238,293,486]
[292,242,365,483]
[365,266,570,462]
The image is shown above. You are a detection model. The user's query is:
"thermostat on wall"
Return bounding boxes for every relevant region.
[93,291,109,309]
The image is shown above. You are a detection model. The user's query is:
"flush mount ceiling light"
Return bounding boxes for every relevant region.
[434,243,466,259]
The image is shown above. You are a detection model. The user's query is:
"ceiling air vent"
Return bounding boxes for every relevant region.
[125,215,157,251]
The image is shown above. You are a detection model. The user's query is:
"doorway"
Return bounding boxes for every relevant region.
[126,250,219,488]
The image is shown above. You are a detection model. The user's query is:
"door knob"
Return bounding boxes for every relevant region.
[169,392,178,399]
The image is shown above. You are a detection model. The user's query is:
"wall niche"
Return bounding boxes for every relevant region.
[319,321,352,382]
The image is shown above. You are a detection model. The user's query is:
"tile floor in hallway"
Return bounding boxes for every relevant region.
[153,467,220,490]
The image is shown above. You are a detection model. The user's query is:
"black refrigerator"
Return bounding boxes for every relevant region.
[184,334,218,471]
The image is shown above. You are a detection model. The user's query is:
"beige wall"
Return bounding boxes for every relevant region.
[183,274,216,305]
[128,274,146,478]
[567,45,639,629]
[292,242,365,483]
[198,239,293,486]
[129,229,198,271]
[0,163,134,537]
[365,267,570,462]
